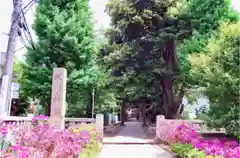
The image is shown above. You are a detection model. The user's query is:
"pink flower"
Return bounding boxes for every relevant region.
[156,121,238,157]
[0,116,102,157]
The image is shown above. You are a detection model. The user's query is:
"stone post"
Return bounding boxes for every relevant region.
[0,75,10,117]
[96,114,104,138]
[50,68,67,130]
[156,115,165,140]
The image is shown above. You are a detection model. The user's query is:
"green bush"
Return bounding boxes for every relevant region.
[171,143,223,158]
[171,143,205,158]
[71,124,102,158]
[80,140,102,158]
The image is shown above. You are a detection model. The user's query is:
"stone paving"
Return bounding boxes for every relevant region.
[103,121,154,144]
[99,121,174,158]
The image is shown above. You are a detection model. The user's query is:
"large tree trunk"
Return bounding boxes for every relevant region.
[161,76,177,119]
[142,103,147,126]
[121,100,126,125]
[161,40,185,119]
[86,90,93,118]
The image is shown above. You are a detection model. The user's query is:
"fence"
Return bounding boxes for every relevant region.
[155,115,226,142]
[0,114,104,146]
[0,114,104,130]
[0,67,105,156]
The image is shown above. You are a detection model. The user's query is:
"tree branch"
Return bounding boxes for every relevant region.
[146,104,155,112]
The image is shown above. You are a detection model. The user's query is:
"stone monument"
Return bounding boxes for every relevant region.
[50,68,67,130]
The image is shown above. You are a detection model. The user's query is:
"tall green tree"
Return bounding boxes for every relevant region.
[65,61,118,117]
[21,0,96,115]
[176,0,238,120]
[177,0,239,88]
[102,0,194,119]
[189,22,240,136]
[102,0,239,119]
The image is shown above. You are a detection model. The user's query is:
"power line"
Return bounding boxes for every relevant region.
[23,0,35,14]
[18,20,31,46]
[23,0,34,10]
[20,9,35,49]
[14,46,26,53]
[3,0,37,56]
[8,0,36,51]
[19,31,27,46]
[13,0,37,51]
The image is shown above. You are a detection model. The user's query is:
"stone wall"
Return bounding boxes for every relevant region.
[155,115,225,143]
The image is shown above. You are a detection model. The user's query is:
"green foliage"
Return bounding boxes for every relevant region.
[66,64,118,117]
[77,125,102,158]
[21,0,95,106]
[70,125,102,158]
[177,0,239,86]
[180,0,238,33]
[175,0,239,122]
[102,0,239,119]
[102,0,195,118]
[171,143,203,158]
[171,143,219,158]
[13,58,24,81]
[189,22,240,136]
[20,0,117,116]
[80,147,100,158]
[79,132,102,158]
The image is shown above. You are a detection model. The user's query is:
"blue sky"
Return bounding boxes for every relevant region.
[0,0,239,61]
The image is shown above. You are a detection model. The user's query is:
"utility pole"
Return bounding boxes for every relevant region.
[1,0,22,116]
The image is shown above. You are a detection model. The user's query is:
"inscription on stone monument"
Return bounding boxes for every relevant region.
[50,68,67,130]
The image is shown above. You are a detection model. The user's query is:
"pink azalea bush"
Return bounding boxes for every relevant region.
[156,120,194,144]
[0,115,103,158]
[169,124,240,158]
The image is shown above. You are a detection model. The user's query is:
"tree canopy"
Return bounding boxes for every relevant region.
[101,0,238,119]
[177,0,239,87]
[101,0,197,119]
[189,22,240,135]
[19,0,239,126]
[20,0,117,116]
